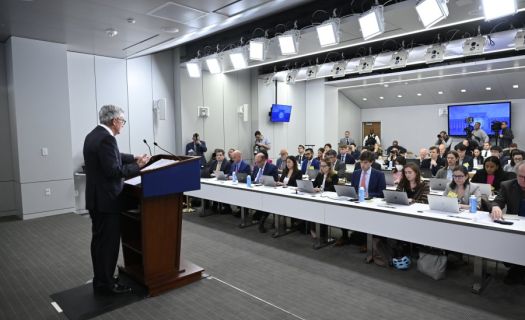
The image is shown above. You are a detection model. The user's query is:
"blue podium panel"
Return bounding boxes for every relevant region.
[142,158,201,198]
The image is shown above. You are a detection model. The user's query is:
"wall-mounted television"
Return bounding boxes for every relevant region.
[270,104,292,122]
[448,101,511,136]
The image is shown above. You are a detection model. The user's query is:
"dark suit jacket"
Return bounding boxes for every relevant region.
[275,158,287,172]
[490,179,525,215]
[301,158,320,174]
[251,163,279,182]
[337,153,356,164]
[229,160,251,175]
[185,140,208,166]
[278,170,303,187]
[459,156,473,169]
[351,168,386,198]
[208,160,232,175]
[313,173,339,192]
[420,158,445,176]
[333,159,347,178]
[354,161,382,171]
[471,169,513,192]
[500,127,514,148]
[83,126,140,213]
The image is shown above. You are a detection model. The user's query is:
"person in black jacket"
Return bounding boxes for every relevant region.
[313,158,339,192]
[499,121,514,148]
[471,156,512,193]
[421,146,445,176]
[208,149,232,212]
[277,156,303,187]
[84,105,150,295]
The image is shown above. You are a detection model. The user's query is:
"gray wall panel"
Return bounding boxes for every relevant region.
[20,180,75,215]
[0,43,14,182]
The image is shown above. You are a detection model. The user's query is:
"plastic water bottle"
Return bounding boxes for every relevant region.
[232,171,238,184]
[469,195,477,213]
[246,175,252,188]
[358,186,365,203]
[389,160,393,169]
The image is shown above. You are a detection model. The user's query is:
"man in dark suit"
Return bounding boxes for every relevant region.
[336,151,387,248]
[337,144,356,164]
[185,133,207,166]
[301,148,320,174]
[326,150,346,178]
[208,149,232,212]
[228,150,251,176]
[251,151,278,232]
[499,121,514,148]
[421,146,445,176]
[455,144,473,170]
[296,145,306,166]
[490,161,525,284]
[84,105,150,295]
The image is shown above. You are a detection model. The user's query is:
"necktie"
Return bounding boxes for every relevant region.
[360,171,367,193]
[342,154,345,163]
[346,138,349,145]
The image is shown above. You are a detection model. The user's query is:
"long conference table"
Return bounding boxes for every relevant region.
[186,178,525,293]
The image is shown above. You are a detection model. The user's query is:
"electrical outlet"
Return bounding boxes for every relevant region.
[45,188,51,196]
[41,147,48,156]
[74,189,79,197]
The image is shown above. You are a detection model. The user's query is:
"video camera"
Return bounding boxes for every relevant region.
[491,121,502,132]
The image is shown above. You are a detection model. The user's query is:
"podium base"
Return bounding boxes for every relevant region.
[119,259,204,297]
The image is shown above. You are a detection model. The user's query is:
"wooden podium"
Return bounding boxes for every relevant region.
[119,154,203,296]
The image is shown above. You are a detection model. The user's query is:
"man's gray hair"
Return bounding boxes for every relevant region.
[99,105,124,126]
[515,160,525,173]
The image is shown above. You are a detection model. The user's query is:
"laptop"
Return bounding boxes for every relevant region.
[333,185,358,200]
[236,173,248,183]
[296,180,316,193]
[261,175,277,187]
[384,171,395,186]
[214,171,227,181]
[429,178,448,191]
[427,195,460,213]
[306,169,319,180]
[420,168,433,179]
[472,183,492,197]
[383,190,411,205]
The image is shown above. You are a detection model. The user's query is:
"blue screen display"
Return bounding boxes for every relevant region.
[271,104,292,122]
[448,102,511,136]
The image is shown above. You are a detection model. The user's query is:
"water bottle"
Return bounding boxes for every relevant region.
[389,160,393,169]
[469,195,477,213]
[246,174,252,188]
[232,171,238,184]
[358,186,365,202]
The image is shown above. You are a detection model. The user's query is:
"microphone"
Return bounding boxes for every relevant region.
[143,139,152,156]
[153,142,177,157]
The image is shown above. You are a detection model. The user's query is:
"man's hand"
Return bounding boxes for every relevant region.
[490,206,503,220]
[136,154,150,168]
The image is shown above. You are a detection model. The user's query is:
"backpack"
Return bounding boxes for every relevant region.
[365,134,377,146]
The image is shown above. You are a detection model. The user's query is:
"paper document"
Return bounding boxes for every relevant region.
[141,159,177,172]
[125,176,141,186]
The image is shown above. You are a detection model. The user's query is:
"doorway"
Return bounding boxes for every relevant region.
[362,122,381,145]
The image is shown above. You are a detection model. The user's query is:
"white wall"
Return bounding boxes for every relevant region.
[6,37,74,218]
[0,42,16,217]
[180,69,253,161]
[360,100,525,153]
[338,92,362,146]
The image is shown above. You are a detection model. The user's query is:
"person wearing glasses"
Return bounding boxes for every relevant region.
[490,161,525,285]
[313,158,339,193]
[84,105,150,295]
[443,166,481,210]
[277,156,303,187]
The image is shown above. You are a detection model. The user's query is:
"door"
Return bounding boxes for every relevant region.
[362,122,381,145]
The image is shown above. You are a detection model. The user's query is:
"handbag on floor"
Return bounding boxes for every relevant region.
[417,248,447,280]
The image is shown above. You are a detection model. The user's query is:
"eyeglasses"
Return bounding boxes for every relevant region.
[117,118,127,125]
[517,175,525,180]
[453,175,465,179]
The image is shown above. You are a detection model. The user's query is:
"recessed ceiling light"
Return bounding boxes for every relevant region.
[397,94,403,98]
[460,89,466,92]
[105,28,118,37]
[379,96,384,100]
[384,84,389,88]
[162,26,179,33]
[513,84,519,88]
[485,87,492,91]
[127,18,136,24]
[417,93,422,96]
[362,98,368,101]
[438,91,443,94]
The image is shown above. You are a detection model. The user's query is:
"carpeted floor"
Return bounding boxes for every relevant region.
[0,210,524,320]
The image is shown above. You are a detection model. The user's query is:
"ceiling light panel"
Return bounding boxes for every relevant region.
[205,56,222,74]
[278,30,300,55]
[482,0,517,21]
[415,0,449,28]
[186,60,201,78]
[229,50,247,70]
[358,6,385,40]
[249,38,268,61]
[316,19,340,47]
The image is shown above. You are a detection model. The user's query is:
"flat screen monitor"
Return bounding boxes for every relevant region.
[270,104,292,122]
[447,101,511,136]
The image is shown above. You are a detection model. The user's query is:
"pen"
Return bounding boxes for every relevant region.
[447,215,472,220]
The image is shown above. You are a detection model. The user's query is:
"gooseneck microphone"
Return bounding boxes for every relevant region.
[143,139,152,156]
[153,141,179,159]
